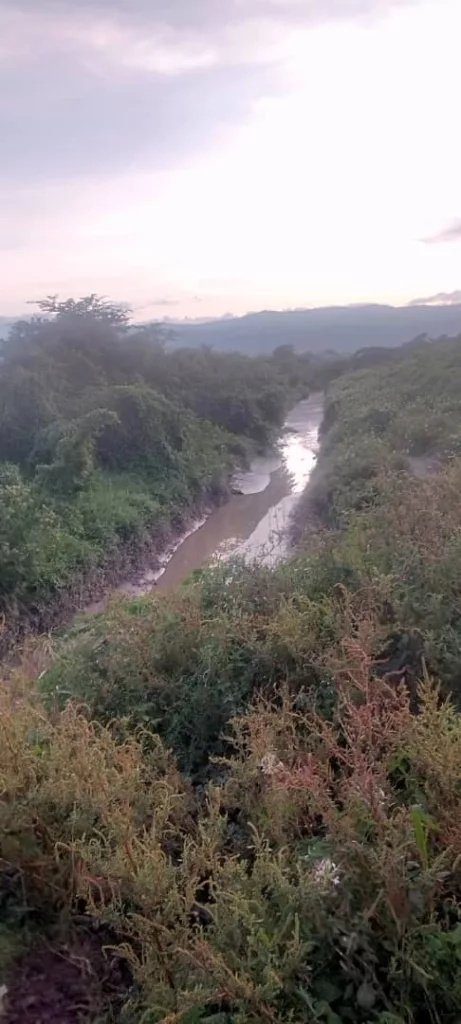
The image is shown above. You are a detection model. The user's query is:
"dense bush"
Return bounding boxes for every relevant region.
[40,559,339,776]
[292,334,461,698]
[4,649,461,1021]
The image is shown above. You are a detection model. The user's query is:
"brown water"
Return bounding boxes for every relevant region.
[87,393,323,610]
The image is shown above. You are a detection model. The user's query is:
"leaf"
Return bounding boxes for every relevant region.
[314,1001,343,1024]
[411,804,436,871]
[256,928,272,948]
[356,981,376,1010]
[313,979,343,1004]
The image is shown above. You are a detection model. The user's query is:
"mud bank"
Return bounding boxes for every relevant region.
[1,394,324,653]
[0,484,230,658]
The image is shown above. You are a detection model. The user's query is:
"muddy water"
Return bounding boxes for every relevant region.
[87,393,323,610]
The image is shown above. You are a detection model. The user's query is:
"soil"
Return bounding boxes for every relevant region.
[407,454,441,479]
[2,938,131,1023]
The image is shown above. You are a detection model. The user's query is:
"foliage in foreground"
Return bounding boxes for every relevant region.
[2,661,461,1022]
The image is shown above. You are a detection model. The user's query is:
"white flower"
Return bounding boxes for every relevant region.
[258,751,284,776]
[313,857,340,887]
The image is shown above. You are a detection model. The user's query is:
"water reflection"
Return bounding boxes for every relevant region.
[84,393,324,610]
[232,454,282,495]
[156,393,323,587]
[282,433,318,494]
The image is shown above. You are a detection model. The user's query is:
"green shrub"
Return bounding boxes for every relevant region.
[5,662,461,1021]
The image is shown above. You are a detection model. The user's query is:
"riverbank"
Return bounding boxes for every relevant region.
[82,393,324,607]
[0,394,324,658]
[0,481,231,658]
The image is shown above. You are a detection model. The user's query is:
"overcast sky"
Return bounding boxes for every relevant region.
[1,0,460,320]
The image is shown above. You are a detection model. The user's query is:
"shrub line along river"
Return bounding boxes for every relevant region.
[85,392,324,612]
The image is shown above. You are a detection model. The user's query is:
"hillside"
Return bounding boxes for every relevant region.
[5,303,461,355]
[169,302,461,354]
[3,330,461,1020]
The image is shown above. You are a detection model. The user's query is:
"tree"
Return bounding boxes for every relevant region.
[35,294,131,329]
[35,409,119,493]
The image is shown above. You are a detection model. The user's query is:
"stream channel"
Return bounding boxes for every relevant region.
[86,392,324,611]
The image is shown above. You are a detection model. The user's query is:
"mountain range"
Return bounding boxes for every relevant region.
[2,302,461,356]
[166,303,461,354]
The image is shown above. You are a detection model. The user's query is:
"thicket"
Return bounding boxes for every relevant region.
[291,334,461,691]
[0,296,319,622]
[2,332,461,1021]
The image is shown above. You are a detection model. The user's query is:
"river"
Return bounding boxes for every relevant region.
[86,392,323,610]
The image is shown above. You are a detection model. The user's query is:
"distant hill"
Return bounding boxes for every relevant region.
[3,303,461,356]
[166,303,461,355]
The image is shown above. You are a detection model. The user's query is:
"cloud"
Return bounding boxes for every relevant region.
[141,297,181,307]
[1,61,278,184]
[0,5,278,188]
[408,290,461,307]
[1,0,435,316]
[423,220,461,244]
[0,0,422,187]
[132,295,205,314]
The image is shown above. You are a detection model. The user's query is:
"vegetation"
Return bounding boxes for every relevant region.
[3,327,461,1020]
[0,295,319,632]
[292,334,461,691]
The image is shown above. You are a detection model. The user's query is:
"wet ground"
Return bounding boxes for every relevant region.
[86,392,323,609]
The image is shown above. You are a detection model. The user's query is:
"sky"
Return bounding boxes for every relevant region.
[1,0,460,321]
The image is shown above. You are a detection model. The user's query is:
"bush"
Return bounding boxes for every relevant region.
[40,558,342,777]
[5,657,461,1021]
